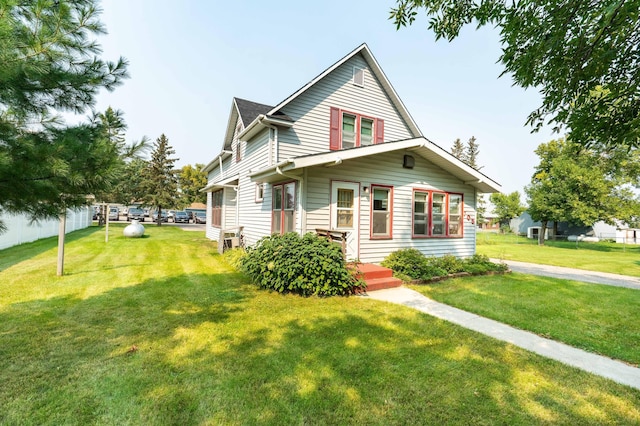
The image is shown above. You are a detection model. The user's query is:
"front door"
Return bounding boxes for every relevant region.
[330,181,360,260]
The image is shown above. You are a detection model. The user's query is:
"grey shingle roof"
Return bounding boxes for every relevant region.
[234,98,273,126]
[234,97,293,126]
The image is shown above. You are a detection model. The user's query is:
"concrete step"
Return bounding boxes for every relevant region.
[354,263,394,280]
[361,277,404,292]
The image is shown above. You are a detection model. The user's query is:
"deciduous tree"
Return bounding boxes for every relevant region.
[526,138,640,245]
[489,191,525,229]
[179,164,207,206]
[390,0,640,149]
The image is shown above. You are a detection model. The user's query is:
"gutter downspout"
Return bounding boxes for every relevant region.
[276,164,304,235]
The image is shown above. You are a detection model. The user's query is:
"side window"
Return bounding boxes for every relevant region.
[449,194,463,236]
[272,182,296,235]
[413,191,429,236]
[371,185,392,238]
[255,183,264,203]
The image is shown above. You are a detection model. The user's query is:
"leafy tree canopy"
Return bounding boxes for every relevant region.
[525,138,640,244]
[489,191,525,226]
[179,164,207,206]
[390,0,640,149]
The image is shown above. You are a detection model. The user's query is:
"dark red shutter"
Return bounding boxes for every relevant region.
[329,107,341,150]
[375,118,384,144]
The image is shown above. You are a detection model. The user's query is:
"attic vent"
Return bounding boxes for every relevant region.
[353,67,364,87]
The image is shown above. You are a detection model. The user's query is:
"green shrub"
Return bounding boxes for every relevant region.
[382,250,508,281]
[430,254,465,274]
[381,248,430,279]
[240,232,363,296]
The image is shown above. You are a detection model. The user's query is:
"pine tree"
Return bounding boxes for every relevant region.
[450,138,466,162]
[141,134,180,226]
[465,136,482,170]
[0,0,128,230]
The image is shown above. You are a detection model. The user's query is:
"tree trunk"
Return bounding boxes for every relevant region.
[553,221,558,240]
[157,206,162,226]
[538,220,547,246]
[57,212,66,276]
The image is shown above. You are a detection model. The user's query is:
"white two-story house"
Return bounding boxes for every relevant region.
[202,43,501,263]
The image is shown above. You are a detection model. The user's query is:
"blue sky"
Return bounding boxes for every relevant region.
[91,0,558,195]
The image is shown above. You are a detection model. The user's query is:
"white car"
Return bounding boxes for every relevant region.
[108,207,119,221]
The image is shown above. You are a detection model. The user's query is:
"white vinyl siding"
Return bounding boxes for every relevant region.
[277,53,415,161]
[305,151,476,263]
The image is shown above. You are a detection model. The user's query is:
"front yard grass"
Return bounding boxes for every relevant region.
[477,232,640,276]
[1,225,640,424]
[412,274,640,366]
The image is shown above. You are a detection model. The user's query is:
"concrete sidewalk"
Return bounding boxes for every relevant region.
[492,259,640,290]
[365,287,640,390]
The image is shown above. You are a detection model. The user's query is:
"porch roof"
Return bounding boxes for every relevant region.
[201,174,239,193]
[248,138,502,193]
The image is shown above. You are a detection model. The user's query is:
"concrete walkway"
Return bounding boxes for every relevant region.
[492,259,640,290]
[365,287,640,390]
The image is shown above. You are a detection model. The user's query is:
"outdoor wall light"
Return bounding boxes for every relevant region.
[363,186,369,193]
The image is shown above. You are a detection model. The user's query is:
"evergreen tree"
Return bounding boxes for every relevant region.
[0,0,128,231]
[465,136,482,170]
[450,138,466,162]
[141,134,179,226]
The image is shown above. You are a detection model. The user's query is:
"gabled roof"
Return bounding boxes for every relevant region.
[234,98,273,127]
[248,138,501,193]
[266,43,422,138]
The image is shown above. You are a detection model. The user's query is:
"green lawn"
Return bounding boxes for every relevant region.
[1,225,640,425]
[411,274,640,366]
[477,232,640,276]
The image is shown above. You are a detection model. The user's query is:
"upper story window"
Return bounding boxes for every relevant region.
[353,67,365,87]
[412,189,464,238]
[329,107,384,151]
[235,122,243,163]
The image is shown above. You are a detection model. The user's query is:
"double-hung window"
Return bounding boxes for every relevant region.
[272,182,296,235]
[330,107,383,150]
[371,185,392,239]
[412,189,464,238]
[211,190,223,228]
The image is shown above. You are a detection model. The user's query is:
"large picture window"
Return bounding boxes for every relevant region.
[371,185,392,239]
[272,182,296,235]
[211,190,223,228]
[412,189,464,238]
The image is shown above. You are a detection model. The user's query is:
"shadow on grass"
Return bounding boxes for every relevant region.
[0,226,103,273]
[1,272,639,424]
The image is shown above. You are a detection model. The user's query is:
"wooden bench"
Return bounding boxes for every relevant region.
[315,228,347,258]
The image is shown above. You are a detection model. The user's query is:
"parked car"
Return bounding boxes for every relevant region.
[167,210,176,221]
[128,207,145,222]
[152,211,168,222]
[108,207,119,221]
[194,211,207,224]
[121,207,129,218]
[173,211,190,223]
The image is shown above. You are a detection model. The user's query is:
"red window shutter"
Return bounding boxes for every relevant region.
[329,107,341,150]
[375,118,384,144]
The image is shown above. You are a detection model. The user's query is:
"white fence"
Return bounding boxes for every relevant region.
[0,207,92,251]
